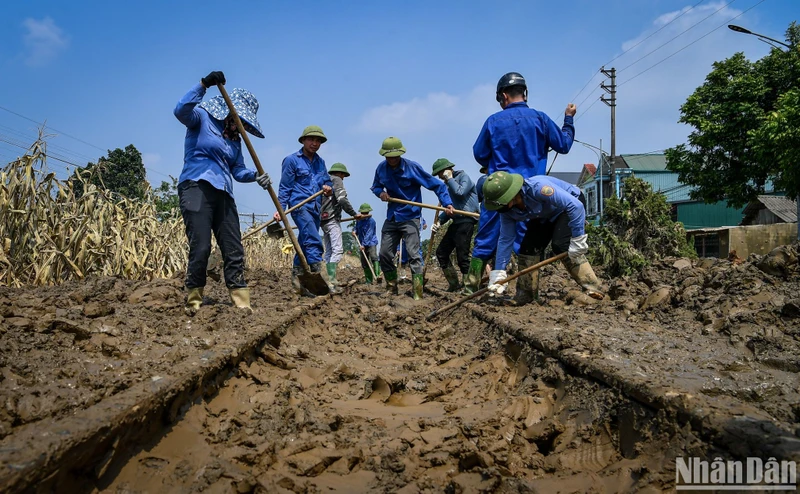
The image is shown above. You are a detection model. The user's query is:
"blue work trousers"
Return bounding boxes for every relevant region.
[291,206,324,266]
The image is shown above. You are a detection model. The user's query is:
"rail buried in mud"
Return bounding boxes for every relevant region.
[78,288,740,493]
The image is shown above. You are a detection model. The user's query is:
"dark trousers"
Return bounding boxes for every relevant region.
[380,218,422,274]
[519,193,586,257]
[179,180,246,289]
[360,245,378,270]
[436,221,476,273]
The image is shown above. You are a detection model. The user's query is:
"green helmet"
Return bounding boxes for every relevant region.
[329,162,350,177]
[359,203,373,213]
[298,125,327,143]
[432,158,455,176]
[379,136,406,157]
[482,171,524,210]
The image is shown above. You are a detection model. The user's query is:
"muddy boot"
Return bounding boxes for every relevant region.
[291,266,314,297]
[442,265,461,292]
[315,261,341,295]
[461,258,485,295]
[326,262,339,287]
[563,257,604,300]
[373,261,383,282]
[412,273,424,300]
[185,287,203,316]
[384,270,399,295]
[362,266,374,284]
[508,254,539,306]
[229,287,252,311]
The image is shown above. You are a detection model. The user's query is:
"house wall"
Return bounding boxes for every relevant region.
[687,223,797,258]
[676,201,744,229]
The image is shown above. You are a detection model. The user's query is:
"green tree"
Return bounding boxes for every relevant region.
[666,23,800,207]
[153,176,180,219]
[71,144,147,200]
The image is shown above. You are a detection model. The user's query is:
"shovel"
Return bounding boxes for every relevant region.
[243,190,324,241]
[426,252,567,320]
[217,83,329,296]
[387,197,480,219]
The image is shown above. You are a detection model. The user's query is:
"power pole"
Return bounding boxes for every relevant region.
[600,67,617,196]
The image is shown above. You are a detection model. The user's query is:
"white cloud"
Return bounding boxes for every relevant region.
[22,17,69,67]
[354,84,496,134]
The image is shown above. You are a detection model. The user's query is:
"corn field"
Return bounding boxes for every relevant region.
[0,137,289,287]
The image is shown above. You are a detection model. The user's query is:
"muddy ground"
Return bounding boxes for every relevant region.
[1,245,800,492]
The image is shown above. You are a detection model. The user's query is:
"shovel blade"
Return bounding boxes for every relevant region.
[299,271,330,296]
[267,223,285,239]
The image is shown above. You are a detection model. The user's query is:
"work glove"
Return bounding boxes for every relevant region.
[442,169,454,180]
[430,223,440,234]
[568,234,589,263]
[201,71,226,88]
[256,173,271,190]
[487,270,507,296]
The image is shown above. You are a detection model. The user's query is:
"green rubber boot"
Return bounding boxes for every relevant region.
[315,261,341,295]
[185,287,203,316]
[563,256,604,300]
[373,261,382,278]
[412,274,424,300]
[384,270,399,295]
[363,266,374,284]
[326,262,339,287]
[461,258,485,295]
[442,265,461,292]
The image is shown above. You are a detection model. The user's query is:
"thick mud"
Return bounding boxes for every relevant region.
[1,246,799,492]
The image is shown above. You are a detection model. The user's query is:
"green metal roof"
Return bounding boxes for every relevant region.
[621,154,667,171]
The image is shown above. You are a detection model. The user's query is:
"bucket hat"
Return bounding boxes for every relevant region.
[432,158,455,176]
[200,88,264,138]
[359,203,373,213]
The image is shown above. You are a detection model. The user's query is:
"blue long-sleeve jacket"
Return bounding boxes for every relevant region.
[175,83,256,196]
[277,149,333,211]
[437,170,479,225]
[496,176,584,271]
[355,217,378,247]
[473,102,574,179]
[371,158,453,222]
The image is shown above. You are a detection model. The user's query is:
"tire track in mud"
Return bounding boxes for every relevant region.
[101,286,691,493]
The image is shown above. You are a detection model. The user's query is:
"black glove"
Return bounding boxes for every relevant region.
[201,71,226,88]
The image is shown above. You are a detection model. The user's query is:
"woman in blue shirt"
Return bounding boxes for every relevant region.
[174,71,271,315]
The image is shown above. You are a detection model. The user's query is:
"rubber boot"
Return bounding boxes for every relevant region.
[373,261,383,281]
[384,270,399,295]
[563,257,604,300]
[509,254,539,306]
[442,266,461,292]
[185,287,203,316]
[291,266,314,297]
[363,266,374,284]
[229,287,252,311]
[412,274,424,300]
[461,258,485,295]
[326,262,339,287]
[315,261,341,294]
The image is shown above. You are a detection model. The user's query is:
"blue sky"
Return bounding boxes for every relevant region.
[0,0,796,237]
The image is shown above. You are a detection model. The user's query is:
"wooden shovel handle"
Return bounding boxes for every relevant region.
[217,83,311,271]
[387,197,479,219]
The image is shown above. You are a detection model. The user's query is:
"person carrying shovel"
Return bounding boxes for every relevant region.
[430,158,479,291]
[482,171,603,303]
[173,70,272,315]
[355,203,380,284]
[320,162,362,289]
[274,126,335,296]
[371,137,454,300]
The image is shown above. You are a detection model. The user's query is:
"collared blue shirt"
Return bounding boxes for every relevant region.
[175,83,256,196]
[277,149,333,211]
[355,217,378,247]
[496,176,584,270]
[438,170,479,225]
[473,102,574,179]
[371,158,453,222]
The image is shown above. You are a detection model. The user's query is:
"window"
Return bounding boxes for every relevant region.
[586,186,597,216]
